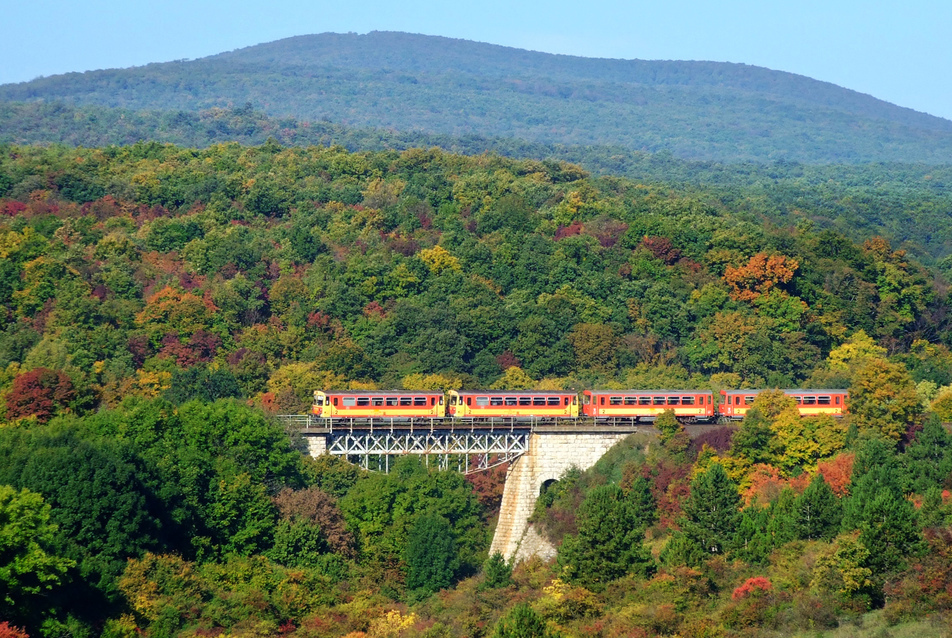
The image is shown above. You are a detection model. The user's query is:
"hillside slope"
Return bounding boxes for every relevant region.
[3,31,952,163]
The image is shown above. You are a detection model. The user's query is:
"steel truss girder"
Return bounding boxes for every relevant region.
[325,430,528,474]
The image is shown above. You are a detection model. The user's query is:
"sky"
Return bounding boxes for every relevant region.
[3,0,950,120]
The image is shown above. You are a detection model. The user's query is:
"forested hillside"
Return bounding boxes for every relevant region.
[5,102,952,263]
[3,142,952,636]
[4,32,952,163]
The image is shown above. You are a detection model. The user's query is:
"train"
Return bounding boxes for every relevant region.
[311,388,848,424]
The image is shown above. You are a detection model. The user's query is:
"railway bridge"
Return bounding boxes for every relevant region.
[284,416,645,563]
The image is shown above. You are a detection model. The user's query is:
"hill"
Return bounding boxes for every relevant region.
[3,31,952,163]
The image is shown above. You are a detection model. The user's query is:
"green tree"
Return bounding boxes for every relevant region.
[492,603,562,638]
[680,462,742,558]
[558,483,653,589]
[0,486,74,623]
[481,552,512,590]
[794,475,842,541]
[405,514,458,598]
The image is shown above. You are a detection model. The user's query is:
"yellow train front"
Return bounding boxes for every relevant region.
[312,390,445,422]
[448,390,578,422]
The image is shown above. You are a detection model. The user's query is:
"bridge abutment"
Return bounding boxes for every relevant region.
[490,429,634,563]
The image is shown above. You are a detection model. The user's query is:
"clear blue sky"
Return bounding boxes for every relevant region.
[3,0,950,120]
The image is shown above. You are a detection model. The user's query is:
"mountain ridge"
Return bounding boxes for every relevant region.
[3,31,952,163]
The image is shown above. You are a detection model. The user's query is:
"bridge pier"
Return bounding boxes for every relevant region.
[490,428,635,564]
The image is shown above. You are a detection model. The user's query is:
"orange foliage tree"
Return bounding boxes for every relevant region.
[724,253,799,302]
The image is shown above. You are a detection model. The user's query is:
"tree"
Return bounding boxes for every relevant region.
[481,552,512,590]
[405,514,458,597]
[492,603,562,638]
[0,486,74,621]
[559,483,653,589]
[794,474,842,541]
[849,358,921,441]
[680,463,742,558]
[5,368,75,422]
[654,409,689,457]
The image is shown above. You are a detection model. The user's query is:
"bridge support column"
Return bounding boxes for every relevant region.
[490,430,633,564]
[305,434,327,457]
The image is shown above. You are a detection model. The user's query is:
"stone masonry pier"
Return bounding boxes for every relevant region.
[489,427,639,563]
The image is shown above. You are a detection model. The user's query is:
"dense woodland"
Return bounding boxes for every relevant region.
[4,32,952,163]
[2,142,952,637]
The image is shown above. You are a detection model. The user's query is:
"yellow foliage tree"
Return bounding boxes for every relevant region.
[267,363,347,402]
[417,246,461,275]
[490,367,535,390]
[402,373,462,391]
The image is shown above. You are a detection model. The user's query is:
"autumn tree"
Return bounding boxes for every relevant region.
[5,368,75,422]
[849,358,922,441]
[723,253,798,302]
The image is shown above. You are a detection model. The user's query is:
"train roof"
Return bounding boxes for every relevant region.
[720,389,849,395]
[450,390,576,396]
[315,390,444,396]
[585,389,713,395]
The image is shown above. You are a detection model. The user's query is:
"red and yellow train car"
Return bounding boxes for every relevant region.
[718,389,848,420]
[448,390,578,420]
[312,390,445,420]
[582,390,716,422]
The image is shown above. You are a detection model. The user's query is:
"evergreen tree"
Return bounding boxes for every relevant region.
[795,475,842,541]
[730,407,775,465]
[858,489,923,576]
[493,603,561,638]
[481,552,512,589]
[558,483,653,589]
[733,506,772,564]
[902,414,952,493]
[680,463,742,557]
[405,513,458,597]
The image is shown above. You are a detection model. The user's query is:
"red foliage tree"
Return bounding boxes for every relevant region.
[0,622,30,638]
[641,236,682,265]
[816,453,855,497]
[5,368,75,422]
[272,487,355,557]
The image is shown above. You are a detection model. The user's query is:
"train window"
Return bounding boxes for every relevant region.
[600,397,605,406]
[744,396,755,405]
[371,398,383,406]
[342,397,356,407]
[357,398,370,407]
[386,397,398,406]
[519,397,531,406]
[333,397,338,406]
[653,396,666,406]
[818,396,831,405]
[532,397,545,406]
[505,397,517,406]
[624,396,637,405]
[414,397,427,406]
[582,394,590,405]
[803,396,817,405]
[315,397,324,406]
[430,397,436,406]
[639,396,651,405]
[734,396,740,406]
[682,396,695,405]
[399,397,412,406]
[610,396,622,405]
[549,397,561,406]
[491,397,503,406]
[794,396,802,404]
[835,396,841,405]
[466,397,472,406]
[476,397,489,407]
[667,396,681,405]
